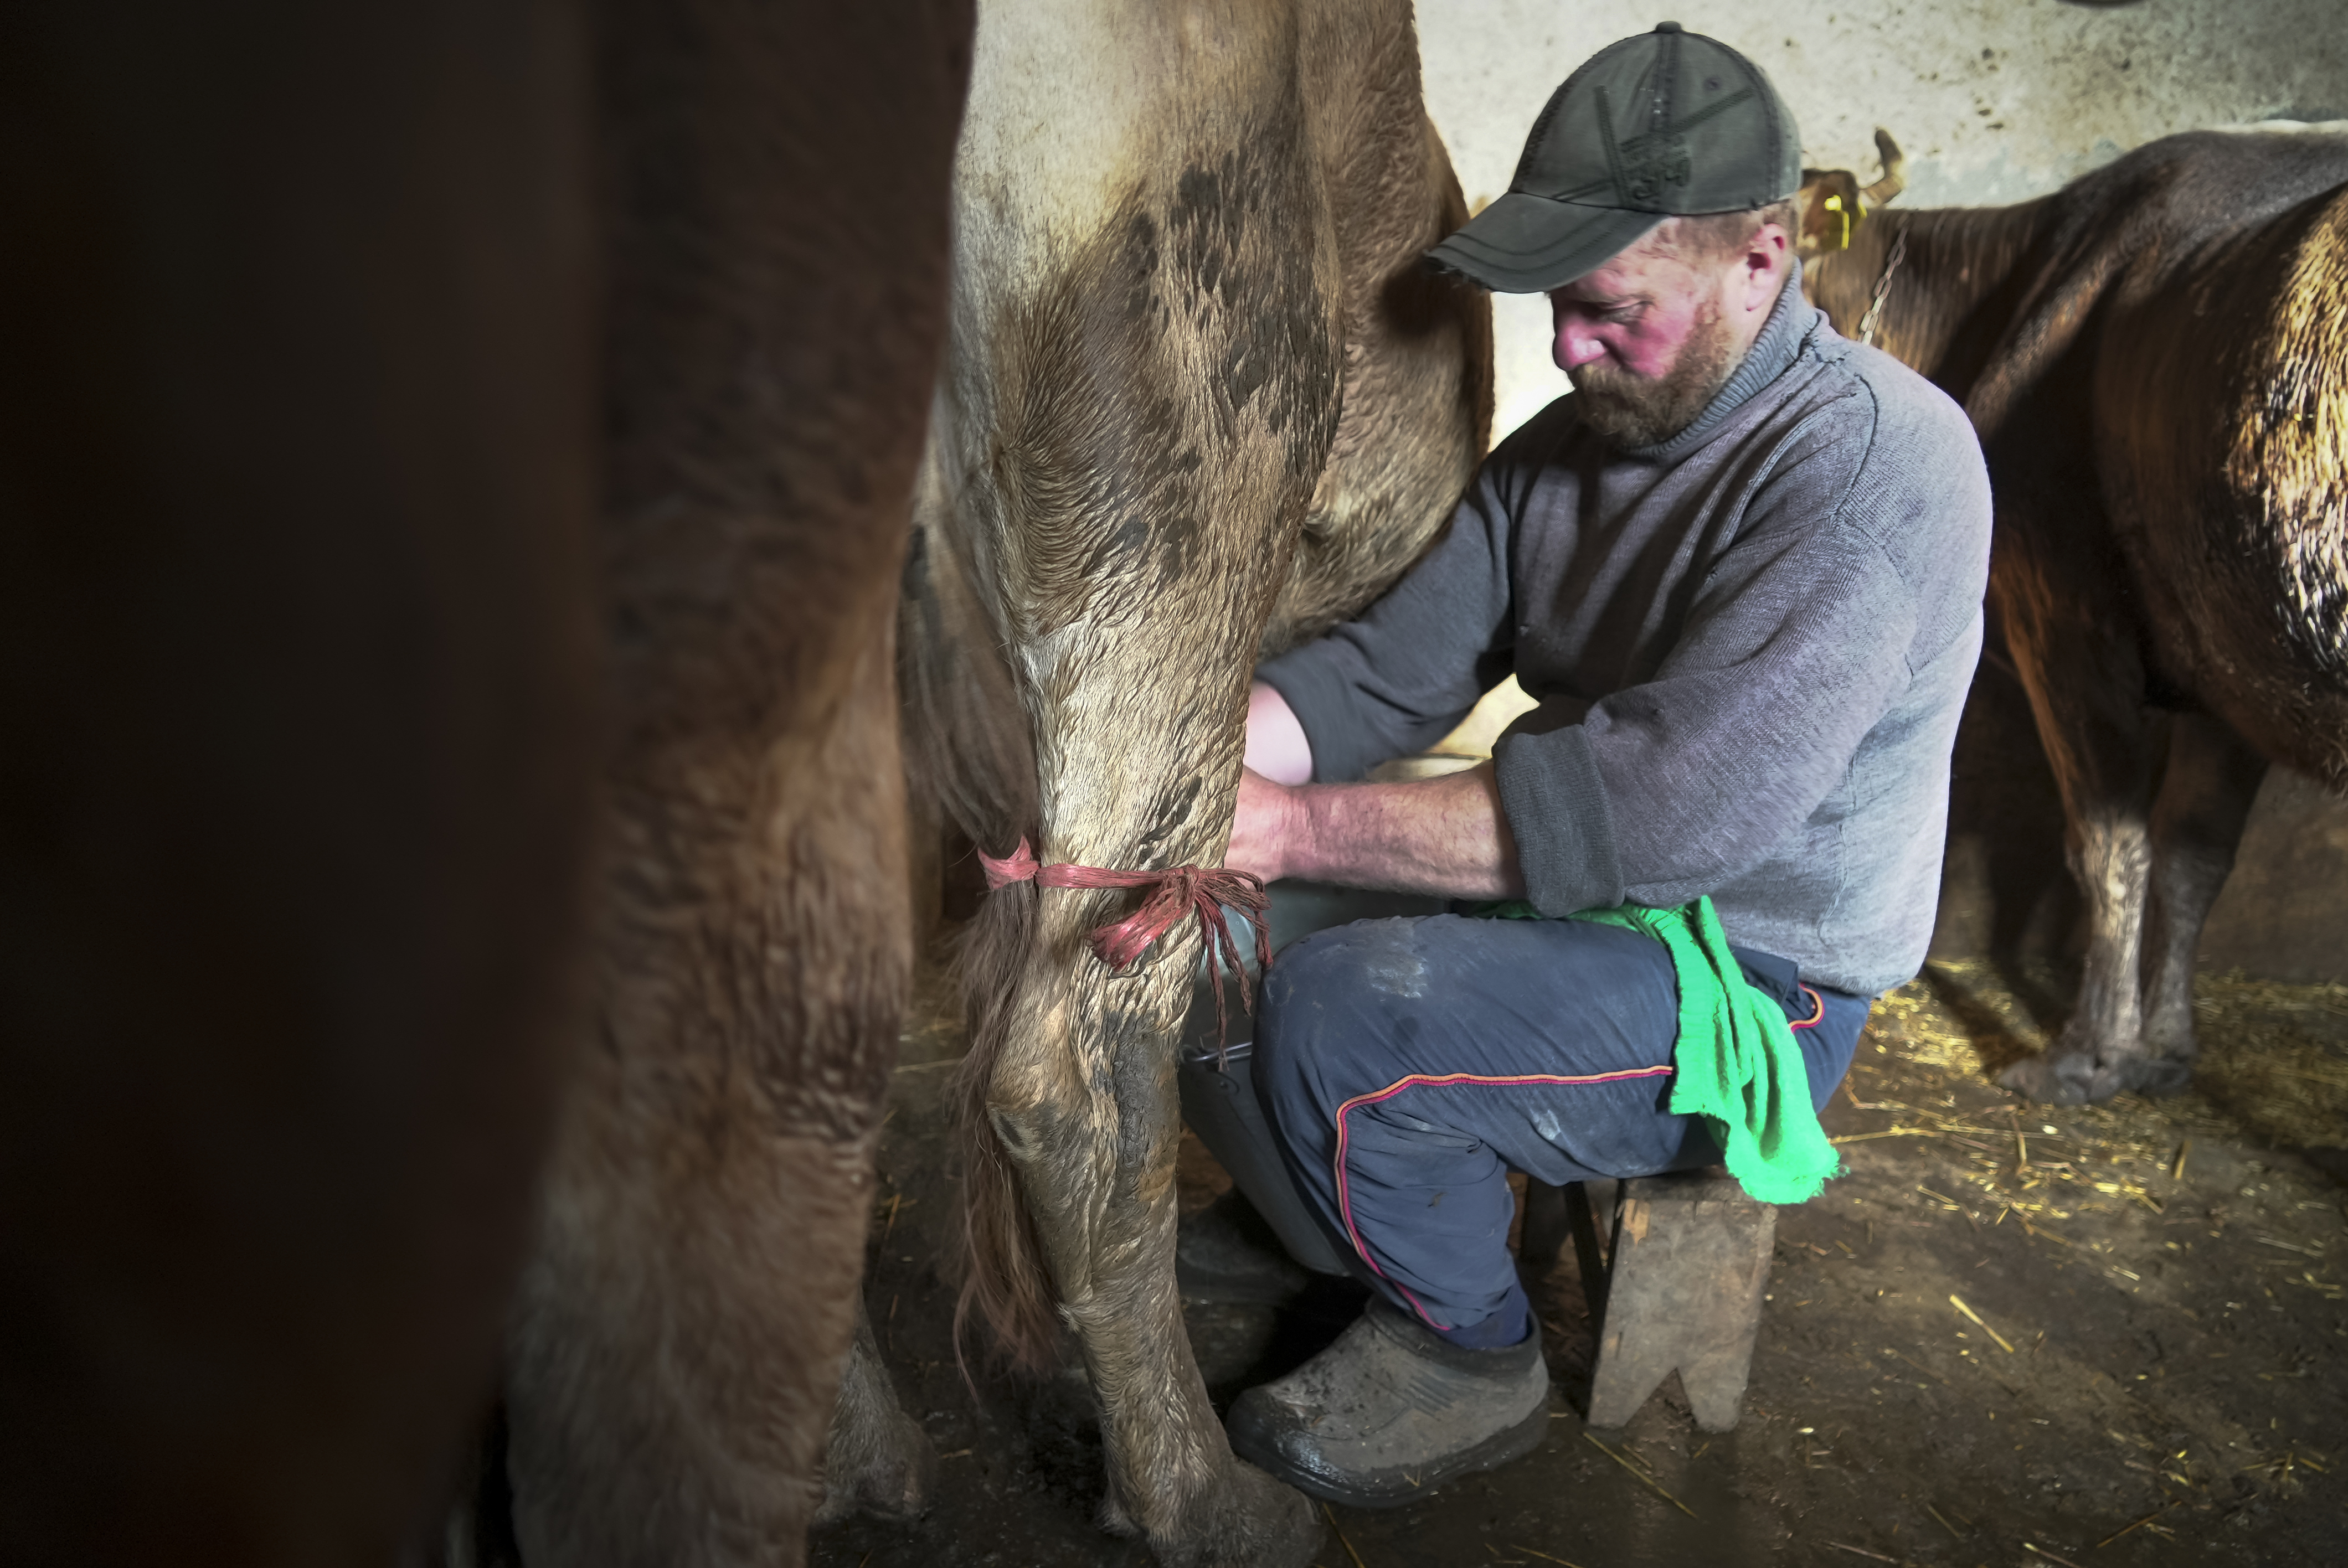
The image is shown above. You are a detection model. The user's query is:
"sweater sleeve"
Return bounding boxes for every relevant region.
[1493,388,1991,914]
[1254,433,1532,782]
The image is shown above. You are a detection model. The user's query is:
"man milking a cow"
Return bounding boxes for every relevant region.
[1189,24,1992,1506]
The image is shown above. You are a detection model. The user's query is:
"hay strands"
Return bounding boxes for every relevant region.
[2095,1500,2181,1548]
[2021,1543,2085,1568]
[1497,1544,1585,1568]
[1830,1125,1939,1144]
[2292,1269,2346,1300]
[1580,1431,1697,1517]
[1323,1502,1369,1568]
[2017,1214,2074,1247]
[1948,1294,2016,1353]
[2239,1448,2315,1487]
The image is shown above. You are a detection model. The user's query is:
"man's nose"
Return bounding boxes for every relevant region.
[1553,321,1609,371]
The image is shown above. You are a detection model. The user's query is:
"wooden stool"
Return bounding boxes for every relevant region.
[1521,1169,1775,1432]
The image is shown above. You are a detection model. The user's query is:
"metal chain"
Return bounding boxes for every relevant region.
[1854,221,1909,348]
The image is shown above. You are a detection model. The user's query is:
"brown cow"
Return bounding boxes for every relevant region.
[897,2,1490,1564]
[499,3,973,1567]
[1804,122,2348,1103]
[2,4,597,1562]
[3,2,974,1565]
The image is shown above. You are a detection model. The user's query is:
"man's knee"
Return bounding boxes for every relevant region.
[1263,917,1444,1027]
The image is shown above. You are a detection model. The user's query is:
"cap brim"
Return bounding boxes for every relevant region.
[1425,194,1665,293]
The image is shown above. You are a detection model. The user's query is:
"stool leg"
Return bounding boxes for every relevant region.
[1562,1180,1615,1325]
[1584,1174,1774,1432]
[1520,1179,1569,1272]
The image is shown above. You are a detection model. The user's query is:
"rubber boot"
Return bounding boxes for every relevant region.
[1226,1301,1551,1508]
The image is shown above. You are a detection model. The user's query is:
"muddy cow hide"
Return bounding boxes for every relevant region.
[3,2,974,1566]
[890,2,1491,1565]
[1805,123,2348,1105]
[1,4,597,1564]
[498,4,971,1568]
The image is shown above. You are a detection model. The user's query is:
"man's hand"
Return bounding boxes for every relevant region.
[1229,678,1530,898]
[1225,766,1297,883]
[1223,759,1528,900]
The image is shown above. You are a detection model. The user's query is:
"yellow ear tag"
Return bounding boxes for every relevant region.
[1821,193,1851,251]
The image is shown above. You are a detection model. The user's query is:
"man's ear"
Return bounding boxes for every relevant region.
[1742,223,1790,309]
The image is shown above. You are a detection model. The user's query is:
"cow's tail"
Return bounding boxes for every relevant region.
[949,881,1064,1375]
[897,438,1062,1372]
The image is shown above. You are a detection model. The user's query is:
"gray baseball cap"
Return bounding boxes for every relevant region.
[1428,22,1802,293]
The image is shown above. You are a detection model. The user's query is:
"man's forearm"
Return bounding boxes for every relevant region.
[1277,762,1527,900]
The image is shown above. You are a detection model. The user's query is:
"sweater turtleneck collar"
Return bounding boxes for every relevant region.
[1620,256,1814,464]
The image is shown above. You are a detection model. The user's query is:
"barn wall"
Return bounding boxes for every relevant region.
[1415,0,2348,982]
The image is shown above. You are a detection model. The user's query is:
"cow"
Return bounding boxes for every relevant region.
[2,4,597,1562]
[496,3,974,1567]
[1801,122,2348,1104]
[3,2,975,1566]
[893,2,1491,1563]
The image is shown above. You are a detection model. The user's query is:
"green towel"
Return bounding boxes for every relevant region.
[1471,896,1841,1204]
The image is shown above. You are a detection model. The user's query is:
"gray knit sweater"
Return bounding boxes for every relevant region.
[1258,273,1991,997]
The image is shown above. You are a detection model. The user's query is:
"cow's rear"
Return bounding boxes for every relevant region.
[2104,176,2348,788]
[903,3,1487,1563]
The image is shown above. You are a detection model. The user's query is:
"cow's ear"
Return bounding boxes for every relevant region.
[1794,130,1907,261]
[1796,169,1863,257]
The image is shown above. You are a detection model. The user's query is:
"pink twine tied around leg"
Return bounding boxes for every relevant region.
[977,837,1271,1052]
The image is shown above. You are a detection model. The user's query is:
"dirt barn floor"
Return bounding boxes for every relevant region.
[813,946,2348,1568]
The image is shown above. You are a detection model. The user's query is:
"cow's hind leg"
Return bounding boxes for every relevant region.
[499,3,968,1562]
[509,607,911,1561]
[815,1296,936,1525]
[2137,713,2269,1091]
[981,950,1322,1568]
[1994,557,2165,1104]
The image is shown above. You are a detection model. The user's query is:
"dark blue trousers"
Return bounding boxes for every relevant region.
[1252,914,1870,1345]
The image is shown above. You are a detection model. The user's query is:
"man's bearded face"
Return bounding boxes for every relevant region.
[1564,292,1740,449]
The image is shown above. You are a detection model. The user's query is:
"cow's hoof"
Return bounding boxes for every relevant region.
[1996,1052,2093,1105]
[814,1401,937,1526]
[1155,1459,1322,1568]
[1098,1490,1141,1539]
[2107,1054,2195,1099]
